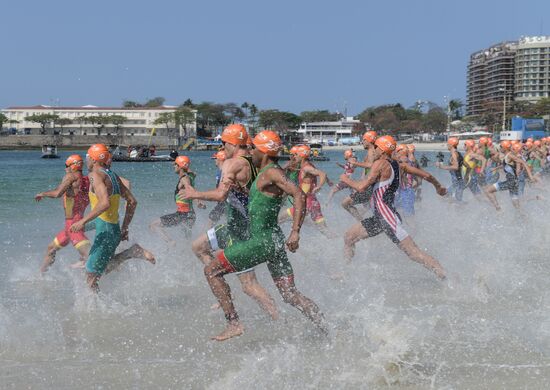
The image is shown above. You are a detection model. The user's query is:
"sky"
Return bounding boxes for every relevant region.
[1,0,549,115]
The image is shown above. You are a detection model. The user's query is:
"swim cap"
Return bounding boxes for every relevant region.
[534,140,542,147]
[87,144,110,163]
[289,145,300,155]
[395,144,407,153]
[344,149,354,159]
[464,139,475,149]
[175,155,190,169]
[500,140,511,150]
[478,137,488,146]
[525,141,534,150]
[487,138,493,146]
[407,144,415,152]
[296,144,311,158]
[447,137,459,147]
[512,143,523,153]
[374,135,396,155]
[65,154,83,171]
[362,131,377,143]
[527,138,533,143]
[221,124,248,146]
[215,150,226,161]
[253,130,282,156]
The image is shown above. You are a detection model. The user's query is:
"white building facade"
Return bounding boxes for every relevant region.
[1,105,197,137]
[297,117,361,143]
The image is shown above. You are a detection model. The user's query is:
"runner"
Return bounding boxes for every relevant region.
[203,130,326,341]
[435,137,464,202]
[283,145,334,238]
[461,139,486,199]
[339,136,447,279]
[207,150,227,229]
[483,141,538,210]
[395,145,418,217]
[326,149,356,205]
[344,131,377,220]
[180,124,278,319]
[150,155,204,243]
[69,144,154,292]
[35,154,91,273]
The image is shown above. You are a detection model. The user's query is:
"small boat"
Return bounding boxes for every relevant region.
[41,145,59,159]
[112,154,175,162]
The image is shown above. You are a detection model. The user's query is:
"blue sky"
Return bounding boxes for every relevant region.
[1,0,549,115]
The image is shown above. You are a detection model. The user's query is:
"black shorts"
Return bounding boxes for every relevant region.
[361,209,408,245]
[208,202,226,223]
[350,186,373,205]
[494,173,519,199]
[160,211,196,228]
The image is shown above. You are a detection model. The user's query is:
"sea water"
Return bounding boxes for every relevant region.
[1,149,549,389]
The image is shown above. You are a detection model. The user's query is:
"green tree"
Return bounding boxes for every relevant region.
[224,103,245,123]
[0,113,8,129]
[25,113,59,135]
[248,104,259,134]
[175,107,196,137]
[154,112,175,134]
[422,107,447,133]
[109,115,127,133]
[123,100,141,108]
[55,118,72,134]
[532,97,550,117]
[144,97,165,107]
[195,102,228,133]
[258,109,301,133]
[299,110,341,122]
[182,98,194,108]
[85,115,109,136]
[448,99,464,120]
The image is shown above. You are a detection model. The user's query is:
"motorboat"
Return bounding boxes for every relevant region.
[41,145,59,159]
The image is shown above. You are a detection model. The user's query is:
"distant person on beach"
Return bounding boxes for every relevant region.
[420,154,429,168]
[69,144,154,292]
[326,149,356,205]
[35,154,91,273]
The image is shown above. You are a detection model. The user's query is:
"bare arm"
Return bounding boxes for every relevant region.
[35,174,75,200]
[351,160,373,169]
[401,164,446,196]
[302,165,327,191]
[180,160,240,202]
[512,155,536,181]
[340,161,382,192]
[470,153,487,172]
[71,172,111,230]
[438,151,458,171]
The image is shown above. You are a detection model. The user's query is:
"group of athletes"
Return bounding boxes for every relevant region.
[35,124,549,341]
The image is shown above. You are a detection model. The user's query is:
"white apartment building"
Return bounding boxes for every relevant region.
[515,36,550,102]
[297,117,361,142]
[1,105,197,137]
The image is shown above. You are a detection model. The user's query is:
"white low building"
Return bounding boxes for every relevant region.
[297,117,361,143]
[1,105,197,137]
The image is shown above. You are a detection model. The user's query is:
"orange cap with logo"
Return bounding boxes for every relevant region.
[296,144,311,158]
[253,130,282,156]
[374,135,396,155]
[478,137,488,146]
[362,131,377,143]
[175,155,190,169]
[447,137,459,147]
[290,145,300,155]
[87,144,110,163]
[344,149,354,159]
[464,139,475,149]
[65,154,84,171]
[221,124,248,146]
[500,140,511,150]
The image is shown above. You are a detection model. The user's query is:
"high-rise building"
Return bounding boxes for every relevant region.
[514,36,550,102]
[466,42,516,117]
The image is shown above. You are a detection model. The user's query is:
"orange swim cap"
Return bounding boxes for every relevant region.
[464,139,475,149]
[296,144,311,158]
[344,149,354,159]
[525,141,534,149]
[534,140,542,147]
[65,154,83,171]
[374,135,396,155]
[215,150,226,161]
[290,145,300,155]
[500,140,511,150]
[221,124,248,146]
[362,131,377,143]
[407,144,415,152]
[253,130,282,156]
[175,155,190,169]
[512,143,523,153]
[395,144,407,153]
[87,144,110,163]
[478,137,488,146]
[447,137,459,147]
[487,138,493,146]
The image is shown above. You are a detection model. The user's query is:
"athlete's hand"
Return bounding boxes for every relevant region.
[339,173,350,183]
[436,186,447,196]
[121,227,129,241]
[179,187,195,200]
[286,230,300,252]
[70,220,85,232]
[35,193,43,202]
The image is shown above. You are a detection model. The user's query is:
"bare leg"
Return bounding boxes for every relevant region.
[398,237,446,279]
[40,241,59,273]
[238,271,278,320]
[104,244,155,275]
[342,196,363,221]
[274,275,327,334]
[150,219,176,246]
[343,223,369,263]
[326,186,340,206]
[86,272,100,293]
[204,259,243,341]
[483,185,501,211]
[315,220,337,239]
[192,234,216,265]
[69,243,90,269]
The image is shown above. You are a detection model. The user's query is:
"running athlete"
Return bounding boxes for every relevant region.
[326,149,356,205]
[395,145,418,217]
[150,155,203,243]
[461,139,486,198]
[344,131,377,220]
[35,154,90,273]
[283,145,334,237]
[339,136,447,279]
[203,130,325,341]
[69,144,152,292]
[477,137,500,186]
[180,124,278,320]
[407,144,423,202]
[436,137,464,202]
[483,141,538,210]
[207,150,227,228]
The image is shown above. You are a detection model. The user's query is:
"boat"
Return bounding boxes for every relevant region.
[112,154,174,162]
[41,145,59,159]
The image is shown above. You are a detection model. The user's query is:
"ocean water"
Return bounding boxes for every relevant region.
[1,149,550,389]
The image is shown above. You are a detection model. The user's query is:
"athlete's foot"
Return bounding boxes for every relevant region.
[129,244,156,264]
[69,260,86,269]
[211,322,244,341]
[434,267,446,280]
